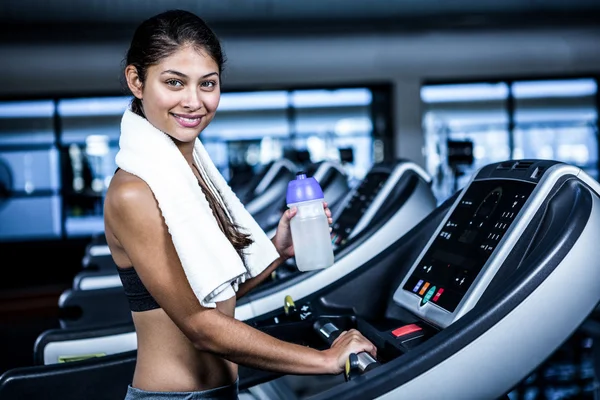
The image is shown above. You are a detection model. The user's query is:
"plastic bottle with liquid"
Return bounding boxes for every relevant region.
[286,171,335,271]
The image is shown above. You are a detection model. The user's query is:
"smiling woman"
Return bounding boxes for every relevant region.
[103,8,374,400]
[124,19,222,143]
[125,49,220,141]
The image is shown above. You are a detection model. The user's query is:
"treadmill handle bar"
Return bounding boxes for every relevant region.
[313,318,380,381]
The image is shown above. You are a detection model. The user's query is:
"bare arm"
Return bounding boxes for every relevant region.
[104,178,375,375]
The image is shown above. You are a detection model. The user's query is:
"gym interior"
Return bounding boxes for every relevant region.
[1,1,600,399]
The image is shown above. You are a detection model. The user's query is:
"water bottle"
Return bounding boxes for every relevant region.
[287,171,335,271]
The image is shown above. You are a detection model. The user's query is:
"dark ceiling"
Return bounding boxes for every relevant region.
[1,0,600,42]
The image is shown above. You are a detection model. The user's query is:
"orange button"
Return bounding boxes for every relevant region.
[391,324,422,338]
[419,282,430,296]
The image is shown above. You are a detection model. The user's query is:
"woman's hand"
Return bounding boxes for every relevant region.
[322,329,378,375]
[272,201,333,259]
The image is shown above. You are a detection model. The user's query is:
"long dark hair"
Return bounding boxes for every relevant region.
[124,10,253,255]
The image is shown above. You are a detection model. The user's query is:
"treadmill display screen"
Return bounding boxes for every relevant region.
[402,179,536,313]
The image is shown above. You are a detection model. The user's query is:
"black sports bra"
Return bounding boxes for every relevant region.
[116,266,161,312]
[113,166,232,313]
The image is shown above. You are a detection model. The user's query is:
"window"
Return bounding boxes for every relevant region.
[513,78,598,180]
[421,82,510,201]
[422,78,599,202]
[57,97,127,237]
[290,88,374,181]
[0,100,62,241]
[0,85,390,241]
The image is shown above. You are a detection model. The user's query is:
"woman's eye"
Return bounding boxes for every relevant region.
[201,80,216,88]
[166,79,183,87]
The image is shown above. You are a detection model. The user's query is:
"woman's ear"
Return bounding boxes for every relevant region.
[125,65,143,99]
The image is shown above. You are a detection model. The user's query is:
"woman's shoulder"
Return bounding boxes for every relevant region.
[105,170,155,215]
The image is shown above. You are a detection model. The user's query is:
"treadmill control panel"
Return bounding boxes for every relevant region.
[398,179,536,315]
[331,171,390,248]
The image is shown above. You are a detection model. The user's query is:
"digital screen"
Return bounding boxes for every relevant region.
[402,179,536,313]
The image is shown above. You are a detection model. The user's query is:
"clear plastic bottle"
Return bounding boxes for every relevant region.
[287,171,335,271]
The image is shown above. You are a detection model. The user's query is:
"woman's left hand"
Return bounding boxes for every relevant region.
[273,201,333,259]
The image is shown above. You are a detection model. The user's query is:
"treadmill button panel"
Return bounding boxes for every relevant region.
[331,171,390,247]
[400,179,536,314]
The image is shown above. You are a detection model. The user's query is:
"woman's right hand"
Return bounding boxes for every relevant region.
[322,329,378,374]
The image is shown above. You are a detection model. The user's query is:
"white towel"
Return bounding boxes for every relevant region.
[115,108,280,308]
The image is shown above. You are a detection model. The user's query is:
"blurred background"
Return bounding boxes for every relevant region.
[0,1,599,398]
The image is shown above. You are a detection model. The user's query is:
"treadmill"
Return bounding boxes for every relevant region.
[236,159,296,206]
[241,160,437,320]
[238,159,600,399]
[36,159,438,364]
[243,159,298,230]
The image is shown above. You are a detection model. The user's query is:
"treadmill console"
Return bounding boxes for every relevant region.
[394,178,536,326]
[330,170,390,248]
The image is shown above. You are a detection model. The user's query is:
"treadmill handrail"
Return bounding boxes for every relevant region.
[312,161,347,184]
[34,323,136,365]
[73,271,122,290]
[0,350,137,400]
[346,162,430,240]
[253,159,297,196]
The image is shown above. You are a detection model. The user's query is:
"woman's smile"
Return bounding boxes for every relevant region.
[171,112,204,128]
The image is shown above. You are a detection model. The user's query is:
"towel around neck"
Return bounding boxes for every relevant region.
[115,108,280,308]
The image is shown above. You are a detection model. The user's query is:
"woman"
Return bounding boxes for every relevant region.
[103,9,377,400]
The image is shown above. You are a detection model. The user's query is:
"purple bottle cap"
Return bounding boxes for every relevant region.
[286,171,324,204]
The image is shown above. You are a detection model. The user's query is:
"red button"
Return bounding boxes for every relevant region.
[432,288,445,302]
[391,324,422,338]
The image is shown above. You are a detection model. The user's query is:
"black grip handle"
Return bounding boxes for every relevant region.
[313,318,380,381]
[313,317,342,345]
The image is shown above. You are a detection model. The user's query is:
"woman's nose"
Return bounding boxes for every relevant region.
[182,88,202,110]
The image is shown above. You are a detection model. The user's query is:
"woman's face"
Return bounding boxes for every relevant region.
[137,45,221,143]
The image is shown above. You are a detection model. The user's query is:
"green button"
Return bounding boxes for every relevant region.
[423,286,437,304]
